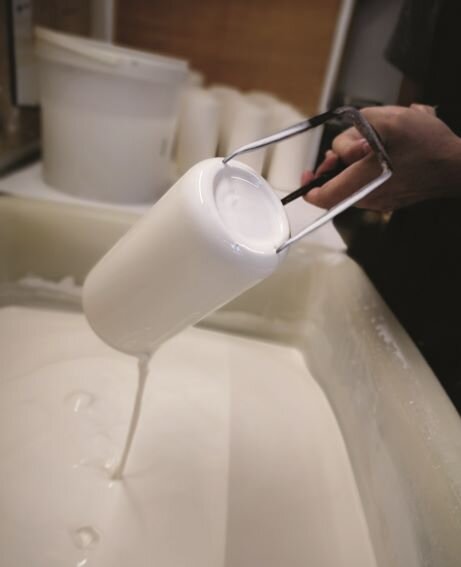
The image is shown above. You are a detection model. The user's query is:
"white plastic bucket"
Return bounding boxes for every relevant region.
[35,27,188,204]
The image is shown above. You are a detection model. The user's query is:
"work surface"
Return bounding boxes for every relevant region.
[0,303,375,567]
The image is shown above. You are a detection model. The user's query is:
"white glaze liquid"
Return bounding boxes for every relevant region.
[0,304,377,567]
[111,355,150,480]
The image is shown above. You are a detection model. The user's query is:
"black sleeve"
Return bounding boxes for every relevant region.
[385,0,444,83]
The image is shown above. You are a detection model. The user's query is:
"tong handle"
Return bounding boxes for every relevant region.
[222,106,393,252]
[281,162,346,206]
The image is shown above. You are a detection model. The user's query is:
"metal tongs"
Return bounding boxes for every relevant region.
[223,106,393,252]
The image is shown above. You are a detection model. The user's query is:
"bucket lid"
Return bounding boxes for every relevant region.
[35,27,188,84]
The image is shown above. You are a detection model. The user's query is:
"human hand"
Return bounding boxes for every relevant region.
[303,105,461,211]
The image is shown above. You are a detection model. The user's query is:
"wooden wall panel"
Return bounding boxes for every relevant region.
[34,0,91,35]
[115,0,341,114]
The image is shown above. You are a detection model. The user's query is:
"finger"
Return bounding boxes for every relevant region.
[301,170,315,185]
[306,154,382,210]
[332,132,372,164]
[315,150,338,176]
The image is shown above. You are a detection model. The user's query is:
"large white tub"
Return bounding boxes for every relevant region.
[0,196,459,567]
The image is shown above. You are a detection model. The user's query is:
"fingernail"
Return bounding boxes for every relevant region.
[307,188,319,201]
[361,139,371,156]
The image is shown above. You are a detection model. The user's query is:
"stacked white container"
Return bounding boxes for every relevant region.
[35,27,188,204]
